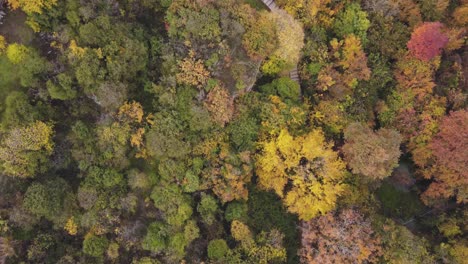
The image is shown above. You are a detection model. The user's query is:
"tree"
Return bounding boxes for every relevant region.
[343,122,402,180]
[407,22,448,61]
[375,217,434,263]
[94,82,128,112]
[0,121,54,178]
[242,12,277,59]
[0,36,6,54]
[1,91,40,129]
[176,50,210,89]
[422,110,468,205]
[197,194,219,225]
[317,35,371,99]
[23,178,68,221]
[333,3,370,43]
[195,139,253,203]
[256,129,346,220]
[229,220,287,264]
[264,10,304,73]
[207,239,229,260]
[204,84,233,127]
[260,77,301,103]
[300,209,382,263]
[167,0,221,41]
[7,0,57,14]
[83,234,109,257]
[6,43,29,64]
[46,73,77,100]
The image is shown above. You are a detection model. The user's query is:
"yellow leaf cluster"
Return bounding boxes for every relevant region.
[118,101,144,123]
[256,129,346,220]
[69,40,86,59]
[8,0,58,15]
[271,10,305,67]
[176,50,210,89]
[0,36,6,55]
[0,121,54,177]
[64,217,78,236]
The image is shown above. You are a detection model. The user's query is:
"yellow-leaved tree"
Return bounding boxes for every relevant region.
[0,121,54,178]
[7,0,57,14]
[256,129,346,220]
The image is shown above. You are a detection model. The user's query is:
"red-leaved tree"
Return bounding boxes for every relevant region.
[407,22,448,61]
[422,110,468,205]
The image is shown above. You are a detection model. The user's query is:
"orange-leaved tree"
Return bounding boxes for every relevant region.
[300,209,382,263]
[422,110,468,205]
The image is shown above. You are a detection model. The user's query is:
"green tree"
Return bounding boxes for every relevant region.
[208,239,229,260]
[46,73,77,100]
[197,194,219,225]
[83,234,109,257]
[23,179,68,221]
[260,77,300,103]
[333,3,370,43]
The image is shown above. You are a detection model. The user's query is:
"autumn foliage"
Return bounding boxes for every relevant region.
[256,129,346,220]
[300,209,382,263]
[407,22,449,61]
[343,122,402,180]
[422,110,468,205]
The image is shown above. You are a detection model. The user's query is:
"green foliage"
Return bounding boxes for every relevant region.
[376,182,425,220]
[23,179,67,220]
[142,222,168,253]
[1,91,40,129]
[167,1,221,41]
[83,234,109,257]
[228,114,259,151]
[151,183,193,227]
[247,189,300,263]
[46,73,77,100]
[375,217,435,263]
[260,77,300,103]
[333,3,370,43]
[197,193,218,225]
[225,201,248,222]
[0,0,466,263]
[208,239,229,260]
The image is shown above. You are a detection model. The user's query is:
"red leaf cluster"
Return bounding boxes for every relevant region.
[407,22,448,61]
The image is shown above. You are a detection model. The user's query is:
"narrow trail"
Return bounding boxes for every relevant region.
[261,0,301,84]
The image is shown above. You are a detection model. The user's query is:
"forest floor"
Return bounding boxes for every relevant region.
[0,10,33,44]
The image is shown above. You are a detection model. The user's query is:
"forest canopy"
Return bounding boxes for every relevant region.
[0,0,466,263]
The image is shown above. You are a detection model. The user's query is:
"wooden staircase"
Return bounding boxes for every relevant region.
[261,0,278,11]
[289,66,300,83]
